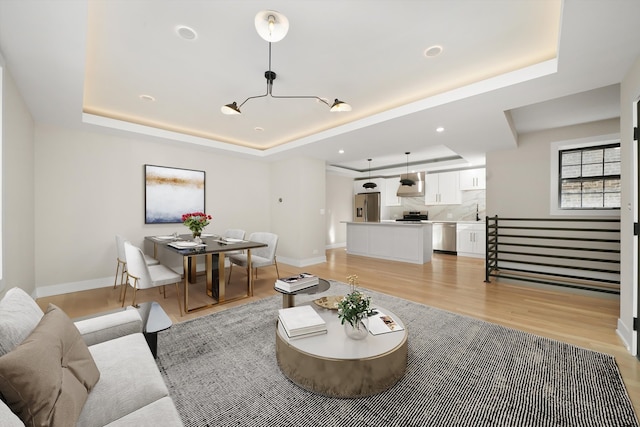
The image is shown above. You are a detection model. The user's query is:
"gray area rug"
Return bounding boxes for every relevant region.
[156,281,639,427]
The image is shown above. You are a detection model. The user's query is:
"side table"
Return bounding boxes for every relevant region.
[274,278,331,308]
[75,301,172,358]
[138,301,172,358]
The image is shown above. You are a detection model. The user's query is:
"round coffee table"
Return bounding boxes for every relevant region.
[274,278,330,308]
[276,303,408,398]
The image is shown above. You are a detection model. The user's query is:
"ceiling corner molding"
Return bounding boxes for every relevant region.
[82,113,266,156]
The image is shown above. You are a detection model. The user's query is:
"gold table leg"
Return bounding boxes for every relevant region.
[183,255,189,313]
[181,246,259,313]
[206,254,213,297]
[218,253,226,303]
[247,249,253,297]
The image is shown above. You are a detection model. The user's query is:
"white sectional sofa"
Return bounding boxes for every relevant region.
[0,287,183,426]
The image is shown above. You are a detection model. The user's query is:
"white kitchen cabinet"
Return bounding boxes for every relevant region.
[456,223,486,258]
[384,178,401,206]
[425,171,461,205]
[346,222,433,264]
[459,168,486,190]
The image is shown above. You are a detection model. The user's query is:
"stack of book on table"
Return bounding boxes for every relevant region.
[274,273,319,292]
[278,305,327,340]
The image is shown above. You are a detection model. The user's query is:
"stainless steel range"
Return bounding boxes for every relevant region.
[395,211,429,222]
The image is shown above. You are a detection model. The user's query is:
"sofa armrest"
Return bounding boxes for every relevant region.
[0,399,24,426]
[74,308,143,346]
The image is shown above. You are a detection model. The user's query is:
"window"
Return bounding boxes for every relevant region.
[558,143,620,209]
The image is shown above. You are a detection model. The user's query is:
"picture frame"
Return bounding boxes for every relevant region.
[144,164,205,224]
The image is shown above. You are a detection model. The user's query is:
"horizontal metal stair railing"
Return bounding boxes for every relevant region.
[484,216,621,294]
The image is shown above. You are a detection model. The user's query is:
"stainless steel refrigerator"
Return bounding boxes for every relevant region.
[354,192,381,222]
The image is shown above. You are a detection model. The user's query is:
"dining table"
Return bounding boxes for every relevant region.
[145,234,267,313]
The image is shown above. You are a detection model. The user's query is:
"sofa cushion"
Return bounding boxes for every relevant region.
[0,287,44,357]
[0,304,100,427]
[77,333,170,427]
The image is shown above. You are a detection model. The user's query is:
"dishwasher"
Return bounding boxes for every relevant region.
[432,222,457,254]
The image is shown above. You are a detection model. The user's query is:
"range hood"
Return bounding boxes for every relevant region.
[396,172,425,197]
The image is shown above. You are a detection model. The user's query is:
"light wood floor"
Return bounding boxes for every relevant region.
[37,248,640,413]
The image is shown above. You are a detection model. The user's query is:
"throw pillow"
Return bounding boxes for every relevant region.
[0,287,44,357]
[0,304,100,427]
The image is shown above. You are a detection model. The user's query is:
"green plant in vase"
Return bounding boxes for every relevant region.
[337,275,374,339]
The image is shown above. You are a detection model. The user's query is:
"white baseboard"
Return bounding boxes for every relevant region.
[616,317,636,356]
[277,255,327,268]
[326,242,346,249]
[35,276,114,298]
[34,255,329,297]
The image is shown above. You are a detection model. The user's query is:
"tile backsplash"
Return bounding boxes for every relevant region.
[388,190,486,221]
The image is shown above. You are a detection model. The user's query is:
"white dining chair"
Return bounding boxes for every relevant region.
[123,241,183,316]
[228,232,279,284]
[222,229,246,267]
[114,235,159,301]
[224,228,246,242]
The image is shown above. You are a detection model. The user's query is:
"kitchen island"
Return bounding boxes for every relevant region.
[344,221,432,264]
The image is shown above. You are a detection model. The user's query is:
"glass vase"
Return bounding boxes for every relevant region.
[344,316,369,340]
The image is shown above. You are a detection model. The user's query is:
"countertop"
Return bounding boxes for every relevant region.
[343,221,431,226]
[343,220,485,225]
[379,220,485,224]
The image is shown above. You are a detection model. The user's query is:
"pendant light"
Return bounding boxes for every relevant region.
[362,159,377,189]
[221,10,351,115]
[400,152,415,186]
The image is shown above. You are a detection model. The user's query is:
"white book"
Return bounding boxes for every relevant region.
[279,316,327,337]
[278,305,326,336]
[367,311,405,335]
[282,328,328,340]
[275,280,318,293]
[275,273,319,292]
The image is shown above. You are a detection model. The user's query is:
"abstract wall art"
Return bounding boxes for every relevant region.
[144,164,205,224]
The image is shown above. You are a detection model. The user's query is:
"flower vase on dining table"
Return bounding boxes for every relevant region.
[182,212,212,245]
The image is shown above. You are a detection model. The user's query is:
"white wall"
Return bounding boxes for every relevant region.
[1,65,35,296]
[487,118,620,217]
[486,117,636,353]
[270,157,327,267]
[33,124,273,295]
[326,173,352,248]
[619,55,640,355]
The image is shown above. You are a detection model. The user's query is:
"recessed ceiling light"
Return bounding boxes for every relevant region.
[424,45,443,58]
[176,25,198,41]
[139,94,155,102]
[436,126,445,132]
[254,127,264,132]
[338,149,344,154]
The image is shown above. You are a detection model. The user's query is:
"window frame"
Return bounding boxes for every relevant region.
[558,142,621,210]
[549,134,621,217]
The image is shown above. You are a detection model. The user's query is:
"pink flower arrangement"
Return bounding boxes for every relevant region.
[182,212,212,235]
